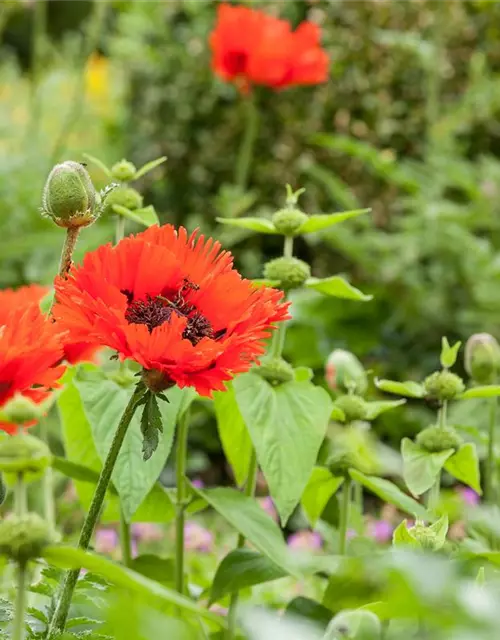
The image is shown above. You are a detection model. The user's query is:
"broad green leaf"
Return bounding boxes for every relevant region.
[440,337,461,369]
[192,486,298,576]
[216,217,277,234]
[57,375,175,523]
[364,400,406,420]
[83,152,111,177]
[42,546,224,627]
[213,384,252,487]
[233,373,332,525]
[401,438,454,496]
[52,456,113,490]
[298,209,370,234]
[444,443,482,494]
[210,549,286,604]
[75,371,183,521]
[375,379,425,398]
[459,385,500,399]
[304,276,372,301]
[134,156,167,180]
[392,520,419,547]
[129,554,175,587]
[349,469,432,520]
[285,597,333,628]
[301,467,344,526]
[112,204,159,228]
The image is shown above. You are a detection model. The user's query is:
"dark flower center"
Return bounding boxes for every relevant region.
[224,51,247,75]
[123,280,215,346]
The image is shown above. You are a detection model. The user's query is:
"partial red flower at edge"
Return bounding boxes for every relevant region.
[210,3,329,91]
[0,305,65,434]
[0,284,98,365]
[53,225,290,398]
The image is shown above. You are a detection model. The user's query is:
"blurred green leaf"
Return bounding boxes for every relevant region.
[301,466,344,526]
[215,217,277,234]
[133,156,167,180]
[401,438,454,496]
[364,400,406,421]
[459,386,500,399]
[444,443,482,494]
[375,380,425,398]
[440,337,461,369]
[298,209,370,234]
[305,276,372,301]
[112,204,159,227]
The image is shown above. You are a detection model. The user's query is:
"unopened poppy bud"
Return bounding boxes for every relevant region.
[416,424,462,453]
[272,207,308,236]
[465,333,500,384]
[325,349,368,396]
[256,357,294,385]
[324,609,382,640]
[0,513,57,563]
[424,370,465,401]
[111,159,137,182]
[333,395,368,423]
[103,186,143,216]
[42,161,97,228]
[0,434,51,483]
[263,257,311,290]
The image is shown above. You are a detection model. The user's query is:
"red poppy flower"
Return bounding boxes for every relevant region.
[210,3,329,92]
[0,284,98,365]
[0,305,65,434]
[53,225,290,397]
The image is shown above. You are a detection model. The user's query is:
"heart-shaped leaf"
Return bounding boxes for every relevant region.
[401,438,454,496]
[233,373,332,525]
[444,443,482,494]
[304,276,372,301]
[301,467,344,526]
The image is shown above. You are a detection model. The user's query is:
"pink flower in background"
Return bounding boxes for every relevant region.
[367,519,393,544]
[210,604,228,617]
[191,478,205,489]
[131,523,164,543]
[95,528,118,555]
[258,496,278,522]
[287,530,322,550]
[459,486,480,507]
[347,529,358,540]
[184,521,214,552]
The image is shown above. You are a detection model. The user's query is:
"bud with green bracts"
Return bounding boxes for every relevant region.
[0,513,57,563]
[0,434,51,485]
[423,370,465,401]
[42,161,98,228]
[325,349,368,396]
[465,333,500,384]
[263,256,311,290]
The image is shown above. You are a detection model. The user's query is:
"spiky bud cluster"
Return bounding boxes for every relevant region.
[256,358,294,385]
[333,395,368,423]
[0,434,51,483]
[416,424,462,453]
[103,186,143,215]
[423,370,465,401]
[271,207,308,235]
[263,257,311,290]
[0,513,56,563]
[111,159,137,182]
[408,521,444,551]
[42,161,98,228]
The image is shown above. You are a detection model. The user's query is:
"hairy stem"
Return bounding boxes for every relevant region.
[235,94,259,191]
[226,449,258,639]
[58,227,80,279]
[338,477,352,555]
[46,389,141,637]
[175,408,190,595]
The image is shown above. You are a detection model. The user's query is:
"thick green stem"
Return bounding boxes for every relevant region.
[39,420,55,529]
[270,235,293,359]
[338,477,352,555]
[58,227,80,279]
[283,235,294,259]
[119,507,132,568]
[12,562,27,640]
[486,397,497,503]
[438,401,447,429]
[115,215,126,246]
[234,94,259,191]
[46,390,141,637]
[353,481,363,515]
[175,409,190,595]
[14,473,27,517]
[50,0,108,163]
[226,449,258,639]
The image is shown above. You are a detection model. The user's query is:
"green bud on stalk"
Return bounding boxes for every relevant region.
[42,161,97,228]
[103,186,143,216]
[423,370,465,401]
[256,357,294,385]
[0,434,51,483]
[111,159,137,182]
[0,513,56,563]
[272,207,308,235]
[325,349,368,396]
[416,424,462,453]
[464,333,500,384]
[263,257,311,290]
[333,395,368,423]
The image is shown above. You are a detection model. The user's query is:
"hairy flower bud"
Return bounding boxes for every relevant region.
[0,513,56,563]
[103,186,143,215]
[272,207,308,235]
[333,395,368,423]
[111,159,137,182]
[42,161,97,227]
[416,424,462,453]
[324,609,382,640]
[327,451,358,477]
[325,349,368,395]
[263,257,311,290]
[256,357,294,385]
[0,434,51,483]
[408,521,445,551]
[423,370,465,401]
[464,333,500,384]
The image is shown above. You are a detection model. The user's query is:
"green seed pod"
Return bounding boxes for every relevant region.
[423,370,465,401]
[0,434,51,484]
[325,350,368,396]
[111,159,137,182]
[324,609,382,639]
[256,357,294,385]
[271,207,308,235]
[42,161,97,227]
[416,424,462,453]
[0,513,57,563]
[263,257,311,290]
[333,395,368,423]
[464,333,500,384]
[103,186,144,216]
